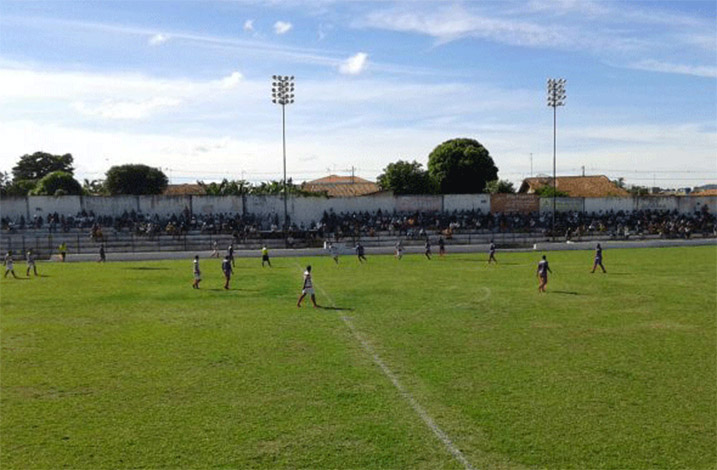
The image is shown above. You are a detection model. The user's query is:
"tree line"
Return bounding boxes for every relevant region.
[1,137,517,197]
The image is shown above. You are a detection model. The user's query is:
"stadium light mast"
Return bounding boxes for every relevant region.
[547,78,566,241]
[271,75,295,244]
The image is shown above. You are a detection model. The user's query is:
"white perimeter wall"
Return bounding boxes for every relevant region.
[2,195,715,224]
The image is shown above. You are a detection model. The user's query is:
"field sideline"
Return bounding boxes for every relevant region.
[1,246,715,469]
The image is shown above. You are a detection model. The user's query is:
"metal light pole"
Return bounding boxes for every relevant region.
[271,75,295,245]
[547,78,566,241]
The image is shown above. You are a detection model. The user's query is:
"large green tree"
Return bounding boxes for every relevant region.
[427,138,498,194]
[377,160,437,195]
[484,179,515,194]
[30,171,83,196]
[105,164,168,195]
[12,152,74,181]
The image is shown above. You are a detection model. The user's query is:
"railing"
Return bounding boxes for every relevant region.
[1,228,712,259]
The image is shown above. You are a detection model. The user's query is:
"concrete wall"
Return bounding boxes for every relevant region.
[539,197,585,213]
[490,194,539,213]
[443,194,490,212]
[82,196,140,216]
[3,195,716,223]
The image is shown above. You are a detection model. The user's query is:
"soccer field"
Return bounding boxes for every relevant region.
[1,245,715,469]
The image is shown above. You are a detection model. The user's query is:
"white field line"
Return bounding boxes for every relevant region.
[300,263,476,470]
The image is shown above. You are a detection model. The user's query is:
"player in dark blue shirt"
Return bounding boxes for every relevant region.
[438,237,445,257]
[488,240,497,264]
[355,243,367,263]
[221,255,233,290]
[591,243,606,273]
[424,239,432,260]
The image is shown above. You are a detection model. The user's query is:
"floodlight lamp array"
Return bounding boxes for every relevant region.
[271,75,295,106]
[546,78,566,107]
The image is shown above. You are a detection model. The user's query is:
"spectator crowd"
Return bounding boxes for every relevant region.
[2,206,715,241]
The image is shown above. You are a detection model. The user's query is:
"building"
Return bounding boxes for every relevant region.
[301,175,383,198]
[519,175,629,198]
[163,184,207,196]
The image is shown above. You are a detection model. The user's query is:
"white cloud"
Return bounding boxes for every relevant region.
[72,98,181,120]
[243,19,254,32]
[148,33,169,46]
[630,59,717,79]
[339,52,369,75]
[219,71,243,89]
[273,21,292,35]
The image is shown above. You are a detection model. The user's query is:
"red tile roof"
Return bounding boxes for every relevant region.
[302,175,382,197]
[163,184,207,196]
[519,175,629,198]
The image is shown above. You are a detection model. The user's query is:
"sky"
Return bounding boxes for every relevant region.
[0,0,715,189]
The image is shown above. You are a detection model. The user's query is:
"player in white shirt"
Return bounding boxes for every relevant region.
[192,255,201,289]
[297,265,318,308]
[26,250,38,277]
[4,251,18,279]
[395,240,403,260]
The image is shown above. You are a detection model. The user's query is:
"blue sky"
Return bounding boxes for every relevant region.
[1,0,715,188]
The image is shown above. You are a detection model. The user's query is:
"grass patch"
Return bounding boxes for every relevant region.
[1,246,715,468]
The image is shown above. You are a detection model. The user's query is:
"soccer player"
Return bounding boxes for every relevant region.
[98,244,106,263]
[26,250,38,277]
[227,244,235,267]
[536,255,552,293]
[591,243,606,273]
[488,240,497,264]
[261,245,271,267]
[328,242,339,265]
[58,242,67,262]
[192,255,201,289]
[355,242,367,263]
[221,255,233,290]
[438,237,445,257]
[210,241,219,258]
[297,265,318,308]
[424,238,432,260]
[4,251,18,278]
[395,239,404,260]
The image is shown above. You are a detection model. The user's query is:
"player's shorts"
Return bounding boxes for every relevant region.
[302,287,315,295]
[194,273,201,280]
[262,255,269,261]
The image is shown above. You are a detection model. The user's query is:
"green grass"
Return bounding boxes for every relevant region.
[1,246,715,469]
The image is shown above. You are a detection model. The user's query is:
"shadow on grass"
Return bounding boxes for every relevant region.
[317,305,353,311]
[553,290,580,295]
[452,258,522,265]
[203,287,259,292]
[124,267,169,271]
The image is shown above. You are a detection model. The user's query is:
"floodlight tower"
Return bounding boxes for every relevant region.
[271,75,295,242]
[547,78,566,241]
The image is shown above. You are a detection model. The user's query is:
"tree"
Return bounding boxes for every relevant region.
[105,164,168,195]
[83,179,108,196]
[377,160,437,195]
[628,185,649,196]
[484,179,515,194]
[30,171,83,196]
[12,152,74,181]
[535,186,569,197]
[427,138,498,194]
[197,179,251,196]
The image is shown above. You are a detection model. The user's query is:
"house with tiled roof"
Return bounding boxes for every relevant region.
[519,175,629,198]
[690,189,717,196]
[301,175,383,198]
[163,184,207,196]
